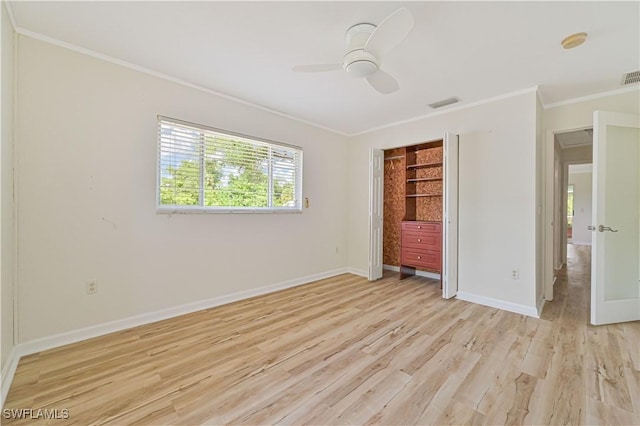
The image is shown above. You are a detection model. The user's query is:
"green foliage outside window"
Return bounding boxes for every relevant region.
[159,123,299,210]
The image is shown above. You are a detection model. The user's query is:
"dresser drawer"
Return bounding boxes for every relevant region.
[401,249,441,270]
[402,232,440,250]
[401,221,441,234]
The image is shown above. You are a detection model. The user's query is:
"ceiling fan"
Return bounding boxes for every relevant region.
[292,8,415,94]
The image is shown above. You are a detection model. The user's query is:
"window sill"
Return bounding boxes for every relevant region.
[156,206,303,214]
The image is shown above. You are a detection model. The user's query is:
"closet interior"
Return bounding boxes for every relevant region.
[383,140,444,281]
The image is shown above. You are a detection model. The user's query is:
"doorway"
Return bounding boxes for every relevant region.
[368,133,459,299]
[567,164,593,247]
[552,128,593,278]
[549,112,640,325]
[379,142,444,281]
[556,163,593,306]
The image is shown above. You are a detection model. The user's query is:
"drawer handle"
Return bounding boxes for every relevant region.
[418,226,422,229]
[417,239,421,242]
[417,256,421,259]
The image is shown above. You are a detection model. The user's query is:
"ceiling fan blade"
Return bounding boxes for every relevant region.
[292,64,342,73]
[367,70,399,94]
[364,8,414,58]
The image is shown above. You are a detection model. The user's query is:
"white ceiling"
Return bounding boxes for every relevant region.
[8,1,640,135]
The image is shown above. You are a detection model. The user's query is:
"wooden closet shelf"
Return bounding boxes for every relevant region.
[406,162,443,169]
[406,177,443,183]
[406,193,443,198]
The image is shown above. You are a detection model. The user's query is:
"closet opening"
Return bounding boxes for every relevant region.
[383,141,444,283]
[369,133,458,298]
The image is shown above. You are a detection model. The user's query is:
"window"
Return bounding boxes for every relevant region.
[567,184,574,239]
[157,117,303,213]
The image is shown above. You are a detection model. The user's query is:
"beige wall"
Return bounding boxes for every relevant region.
[568,169,593,245]
[561,145,592,162]
[16,36,350,342]
[535,94,544,310]
[553,142,562,269]
[1,1,15,371]
[545,90,640,131]
[348,90,539,311]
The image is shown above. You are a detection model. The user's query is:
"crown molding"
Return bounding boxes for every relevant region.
[350,86,540,137]
[544,85,640,110]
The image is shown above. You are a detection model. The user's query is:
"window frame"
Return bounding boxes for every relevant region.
[156,116,303,214]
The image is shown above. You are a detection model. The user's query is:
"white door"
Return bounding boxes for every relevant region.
[443,133,459,298]
[590,111,640,325]
[368,148,384,281]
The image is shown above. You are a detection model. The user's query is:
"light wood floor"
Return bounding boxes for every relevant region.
[4,245,639,425]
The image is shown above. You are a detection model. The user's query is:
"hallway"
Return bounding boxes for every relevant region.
[542,243,639,424]
[551,243,591,319]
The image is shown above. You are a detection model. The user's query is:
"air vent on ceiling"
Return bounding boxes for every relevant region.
[621,70,640,86]
[428,97,460,109]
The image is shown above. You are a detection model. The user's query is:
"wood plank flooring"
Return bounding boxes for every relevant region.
[4,245,639,425]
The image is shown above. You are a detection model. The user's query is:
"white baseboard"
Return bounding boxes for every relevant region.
[1,346,20,409]
[346,267,368,278]
[570,241,592,246]
[456,291,539,318]
[4,266,356,405]
[383,264,441,280]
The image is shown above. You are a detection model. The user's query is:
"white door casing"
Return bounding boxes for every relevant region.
[443,133,459,299]
[368,148,384,281]
[590,111,640,325]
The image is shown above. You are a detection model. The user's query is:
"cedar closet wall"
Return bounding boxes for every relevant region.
[383,148,405,267]
[383,140,444,277]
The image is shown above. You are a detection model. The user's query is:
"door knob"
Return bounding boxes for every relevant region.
[598,225,618,232]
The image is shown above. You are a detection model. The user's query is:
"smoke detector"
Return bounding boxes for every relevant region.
[561,32,587,49]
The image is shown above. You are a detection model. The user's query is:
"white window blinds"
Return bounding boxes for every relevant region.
[157,117,303,213]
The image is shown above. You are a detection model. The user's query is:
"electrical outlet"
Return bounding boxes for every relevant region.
[86,279,97,295]
[511,269,520,280]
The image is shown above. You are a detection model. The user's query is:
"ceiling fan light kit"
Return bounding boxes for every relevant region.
[293,8,415,94]
[345,59,378,78]
[344,51,378,78]
[344,23,379,77]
